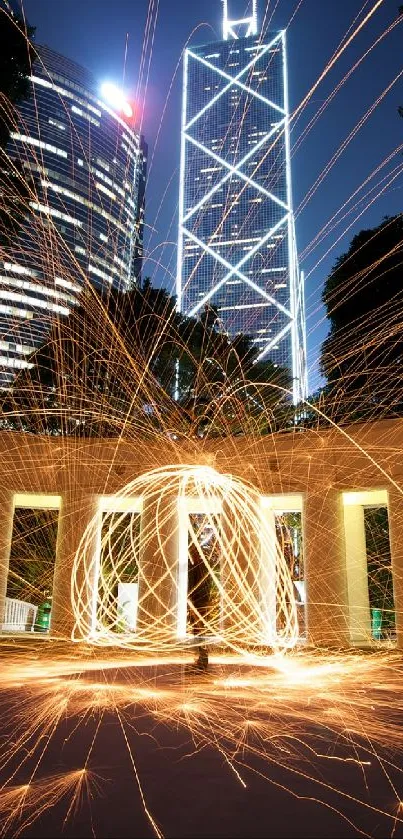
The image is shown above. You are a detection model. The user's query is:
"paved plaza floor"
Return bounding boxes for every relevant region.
[0,640,402,838]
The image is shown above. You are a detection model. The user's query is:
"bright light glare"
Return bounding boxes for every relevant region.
[100,82,133,118]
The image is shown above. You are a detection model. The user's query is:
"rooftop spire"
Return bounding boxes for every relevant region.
[222,0,258,40]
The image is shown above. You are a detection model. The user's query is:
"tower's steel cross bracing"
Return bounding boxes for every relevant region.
[177,8,307,403]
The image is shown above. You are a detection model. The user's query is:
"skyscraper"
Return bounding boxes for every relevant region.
[0,44,147,385]
[177,1,307,402]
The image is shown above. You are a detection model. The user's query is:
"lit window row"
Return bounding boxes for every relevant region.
[95,181,116,201]
[93,168,126,198]
[0,275,74,303]
[71,105,100,127]
[113,254,129,270]
[30,201,83,227]
[45,70,102,114]
[0,304,33,319]
[207,236,261,247]
[44,70,138,140]
[90,254,121,277]
[11,132,67,158]
[48,118,66,131]
[40,182,134,236]
[0,356,34,370]
[88,265,113,284]
[35,162,134,224]
[31,75,102,117]
[96,157,110,172]
[122,132,138,152]
[3,262,37,278]
[0,340,36,355]
[121,142,136,160]
[0,289,70,315]
[244,45,265,53]
[218,302,271,311]
[55,276,81,292]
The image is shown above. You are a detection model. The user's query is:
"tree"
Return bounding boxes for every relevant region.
[365,507,395,636]
[1,280,292,438]
[0,2,36,246]
[320,215,403,422]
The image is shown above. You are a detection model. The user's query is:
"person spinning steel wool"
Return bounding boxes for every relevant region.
[187,534,213,672]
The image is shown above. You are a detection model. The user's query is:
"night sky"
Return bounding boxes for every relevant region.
[20,0,403,389]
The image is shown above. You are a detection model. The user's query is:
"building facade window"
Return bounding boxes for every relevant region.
[1,45,147,387]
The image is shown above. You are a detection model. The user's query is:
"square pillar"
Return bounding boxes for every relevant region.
[136,493,179,642]
[303,486,349,648]
[343,505,371,644]
[259,504,277,645]
[221,498,261,645]
[51,490,100,640]
[0,490,15,629]
[386,489,403,650]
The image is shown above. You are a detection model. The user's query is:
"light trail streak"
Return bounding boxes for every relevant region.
[291,0,386,124]
[0,646,403,837]
[0,2,402,836]
[71,464,297,652]
[296,69,403,219]
[300,146,403,262]
[291,17,402,157]
[303,161,403,280]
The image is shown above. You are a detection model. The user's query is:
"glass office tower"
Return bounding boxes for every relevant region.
[0,44,147,385]
[177,7,307,402]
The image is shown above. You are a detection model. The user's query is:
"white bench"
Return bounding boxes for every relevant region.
[1,597,38,632]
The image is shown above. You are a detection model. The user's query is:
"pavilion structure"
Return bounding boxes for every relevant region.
[0,419,402,649]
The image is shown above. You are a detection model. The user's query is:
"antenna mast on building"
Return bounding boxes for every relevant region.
[222,0,258,39]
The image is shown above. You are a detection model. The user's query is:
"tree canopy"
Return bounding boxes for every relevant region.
[320,215,403,421]
[1,279,292,438]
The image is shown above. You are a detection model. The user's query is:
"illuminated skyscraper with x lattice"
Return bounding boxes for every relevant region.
[177,1,307,402]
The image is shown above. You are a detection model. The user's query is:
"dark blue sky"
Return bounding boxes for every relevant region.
[21,0,403,388]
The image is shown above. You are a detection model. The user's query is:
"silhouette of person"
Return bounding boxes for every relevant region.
[188,538,212,671]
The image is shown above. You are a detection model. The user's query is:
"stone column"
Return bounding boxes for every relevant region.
[136,492,179,642]
[303,485,349,648]
[51,490,100,640]
[221,498,260,645]
[386,488,403,650]
[343,504,371,644]
[0,490,14,629]
[259,503,277,645]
